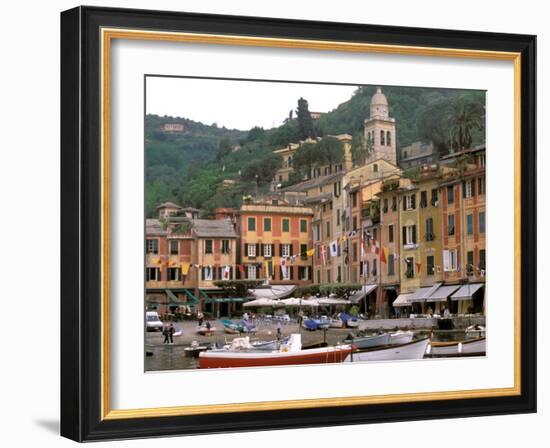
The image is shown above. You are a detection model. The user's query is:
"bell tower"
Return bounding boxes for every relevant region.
[364,87,396,165]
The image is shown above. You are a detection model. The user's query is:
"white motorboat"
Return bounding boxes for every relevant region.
[345,338,430,362]
[389,330,414,345]
[426,337,486,357]
[329,318,344,328]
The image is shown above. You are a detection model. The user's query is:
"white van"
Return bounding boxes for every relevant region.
[145,311,163,332]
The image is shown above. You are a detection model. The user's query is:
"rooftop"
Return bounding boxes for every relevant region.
[191,219,238,238]
[156,201,182,210]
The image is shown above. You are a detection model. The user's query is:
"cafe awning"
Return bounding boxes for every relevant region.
[451,283,485,300]
[393,293,413,307]
[409,287,433,302]
[363,284,378,295]
[427,285,460,302]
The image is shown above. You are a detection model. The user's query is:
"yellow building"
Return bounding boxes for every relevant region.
[272,135,353,187]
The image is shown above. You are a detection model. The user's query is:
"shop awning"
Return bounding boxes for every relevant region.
[205,297,246,303]
[409,287,433,302]
[451,283,484,300]
[393,293,413,307]
[427,285,460,302]
[363,284,378,295]
[410,283,443,301]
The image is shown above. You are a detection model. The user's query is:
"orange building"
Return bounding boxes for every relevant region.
[238,200,313,285]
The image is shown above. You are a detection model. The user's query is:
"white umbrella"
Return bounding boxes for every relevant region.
[317,297,351,306]
[280,297,319,307]
[243,298,285,308]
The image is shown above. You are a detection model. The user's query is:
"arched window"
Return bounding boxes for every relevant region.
[380,130,385,145]
[387,131,391,146]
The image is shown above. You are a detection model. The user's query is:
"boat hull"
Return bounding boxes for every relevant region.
[389,331,414,345]
[350,333,391,349]
[345,338,429,362]
[199,345,352,368]
[427,338,486,356]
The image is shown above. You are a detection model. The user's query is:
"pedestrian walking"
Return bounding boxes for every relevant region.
[162,325,170,344]
[168,323,175,344]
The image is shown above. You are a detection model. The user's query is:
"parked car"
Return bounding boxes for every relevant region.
[145,311,163,332]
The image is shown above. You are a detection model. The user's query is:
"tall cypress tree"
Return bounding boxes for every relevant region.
[296,97,316,140]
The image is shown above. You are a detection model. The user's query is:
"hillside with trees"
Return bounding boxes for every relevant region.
[145,85,485,218]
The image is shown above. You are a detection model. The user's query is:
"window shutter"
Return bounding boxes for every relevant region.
[256,243,260,256]
[411,194,416,209]
[462,180,466,198]
[402,226,407,245]
[412,225,417,244]
[403,197,406,211]
[443,250,450,271]
[279,244,283,257]
[201,268,205,280]
[290,244,294,256]
[290,266,294,280]
[472,178,476,196]
[244,243,249,256]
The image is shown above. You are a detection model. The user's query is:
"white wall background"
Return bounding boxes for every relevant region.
[0,0,546,446]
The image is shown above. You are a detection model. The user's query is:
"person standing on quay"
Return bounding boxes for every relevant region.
[168,323,175,344]
[162,325,170,344]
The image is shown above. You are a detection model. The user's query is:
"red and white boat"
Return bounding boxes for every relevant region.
[199,334,351,369]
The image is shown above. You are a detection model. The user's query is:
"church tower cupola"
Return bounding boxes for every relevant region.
[364,87,396,165]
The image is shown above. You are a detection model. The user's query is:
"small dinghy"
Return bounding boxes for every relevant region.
[389,330,414,345]
[184,341,209,357]
[345,333,390,349]
[345,338,430,362]
[426,337,486,357]
[196,324,216,336]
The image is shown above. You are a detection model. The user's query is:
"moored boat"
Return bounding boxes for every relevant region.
[345,333,390,349]
[329,318,344,328]
[199,334,352,369]
[196,325,216,336]
[426,337,486,357]
[389,330,414,345]
[344,337,430,362]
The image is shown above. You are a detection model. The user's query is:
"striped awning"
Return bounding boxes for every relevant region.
[428,285,460,302]
[451,283,484,300]
[393,293,413,307]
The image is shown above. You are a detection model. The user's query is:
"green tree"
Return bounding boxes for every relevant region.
[296,97,316,140]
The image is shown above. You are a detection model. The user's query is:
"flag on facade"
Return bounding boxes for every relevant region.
[320,245,327,265]
[329,240,338,257]
[264,260,273,277]
[381,247,387,264]
[370,238,380,255]
[238,264,244,275]
[181,263,190,276]
[306,248,315,257]
[280,257,288,279]
[223,265,230,280]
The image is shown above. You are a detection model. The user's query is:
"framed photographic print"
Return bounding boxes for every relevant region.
[60,6,536,441]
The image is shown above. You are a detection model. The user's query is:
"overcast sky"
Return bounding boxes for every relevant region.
[146,76,357,131]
